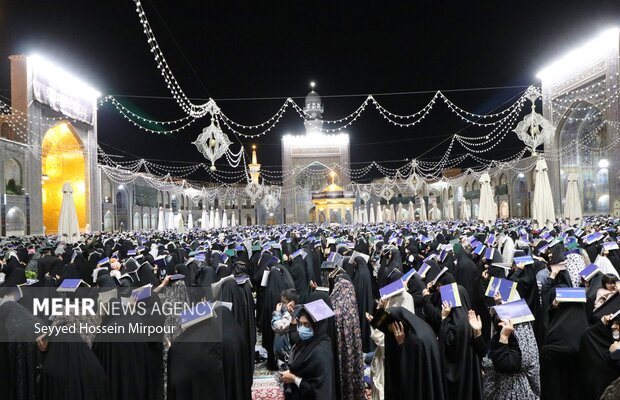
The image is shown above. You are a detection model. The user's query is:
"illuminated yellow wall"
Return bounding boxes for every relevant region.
[41,122,86,234]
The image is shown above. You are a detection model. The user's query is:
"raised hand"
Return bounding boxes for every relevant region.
[468,310,482,337]
[441,300,452,319]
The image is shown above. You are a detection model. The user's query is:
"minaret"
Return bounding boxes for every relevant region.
[248,144,261,183]
[303,81,324,133]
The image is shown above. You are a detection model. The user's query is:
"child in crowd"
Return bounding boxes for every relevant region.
[271,288,300,364]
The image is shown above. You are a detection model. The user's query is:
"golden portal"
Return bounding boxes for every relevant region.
[41,122,86,234]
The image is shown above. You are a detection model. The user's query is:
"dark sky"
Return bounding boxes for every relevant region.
[1,0,619,183]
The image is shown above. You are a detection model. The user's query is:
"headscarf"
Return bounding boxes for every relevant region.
[564,253,585,288]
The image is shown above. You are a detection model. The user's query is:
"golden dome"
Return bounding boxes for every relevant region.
[322,182,345,192]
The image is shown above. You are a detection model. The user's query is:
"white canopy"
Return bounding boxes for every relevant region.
[389,204,396,222]
[478,172,497,224]
[187,213,194,230]
[408,201,415,222]
[369,204,376,224]
[419,197,427,221]
[564,172,582,225]
[446,199,455,219]
[382,205,391,222]
[177,214,185,233]
[231,211,237,227]
[201,208,208,229]
[222,209,228,228]
[214,209,221,229]
[166,209,175,230]
[376,203,383,223]
[57,182,80,243]
[532,158,556,227]
[460,201,471,220]
[157,208,165,231]
[362,206,368,224]
[396,203,407,221]
[428,204,441,221]
[209,208,215,229]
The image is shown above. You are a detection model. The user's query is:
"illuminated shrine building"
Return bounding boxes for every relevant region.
[540,28,620,217]
[281,87,351,223]
[0,55,101,236]
[311,172,356,224]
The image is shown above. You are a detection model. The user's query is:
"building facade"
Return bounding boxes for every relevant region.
[541,28,620,217]
[281,89,351,223]
[0,55,101,236]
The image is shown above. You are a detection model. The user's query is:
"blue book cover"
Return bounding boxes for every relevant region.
[130,284,152,302]
[180,301,215,330]
[484,247,495,260]
[555,287,587,303]
[485,277,518,301]
[401,268,417,285]
[585,231,604,244]
[473,244,486,256]
[417,262,432,278]
[291,249,306,259]
[379,278,405,300]
[485,234,495,246]
[513,255,534,265]
[234,275,251,286]
[492,299,535,324]
[439,282,462,308]
[153,255,167,267]
[579,264,600,281]
[603,242,619,251]
[423,253,437,262]
[350,251,370,263]
[57,279,87,293]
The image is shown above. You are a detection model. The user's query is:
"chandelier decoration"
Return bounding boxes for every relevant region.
[406,172,424,194]
[358,187,371,204]
[244,181,264,203]
[192,99,234,171]
[512,86,555,156]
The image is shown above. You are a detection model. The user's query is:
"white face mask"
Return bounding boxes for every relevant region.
[613,331,619,341]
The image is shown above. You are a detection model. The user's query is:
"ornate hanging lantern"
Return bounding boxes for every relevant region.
[244,181,264,203]
[192,116,232,171]
[512,86,555,156]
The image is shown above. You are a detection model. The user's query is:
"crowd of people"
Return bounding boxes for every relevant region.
[1,217,620,400]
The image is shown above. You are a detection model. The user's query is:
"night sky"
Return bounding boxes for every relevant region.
[1,1,619,182]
